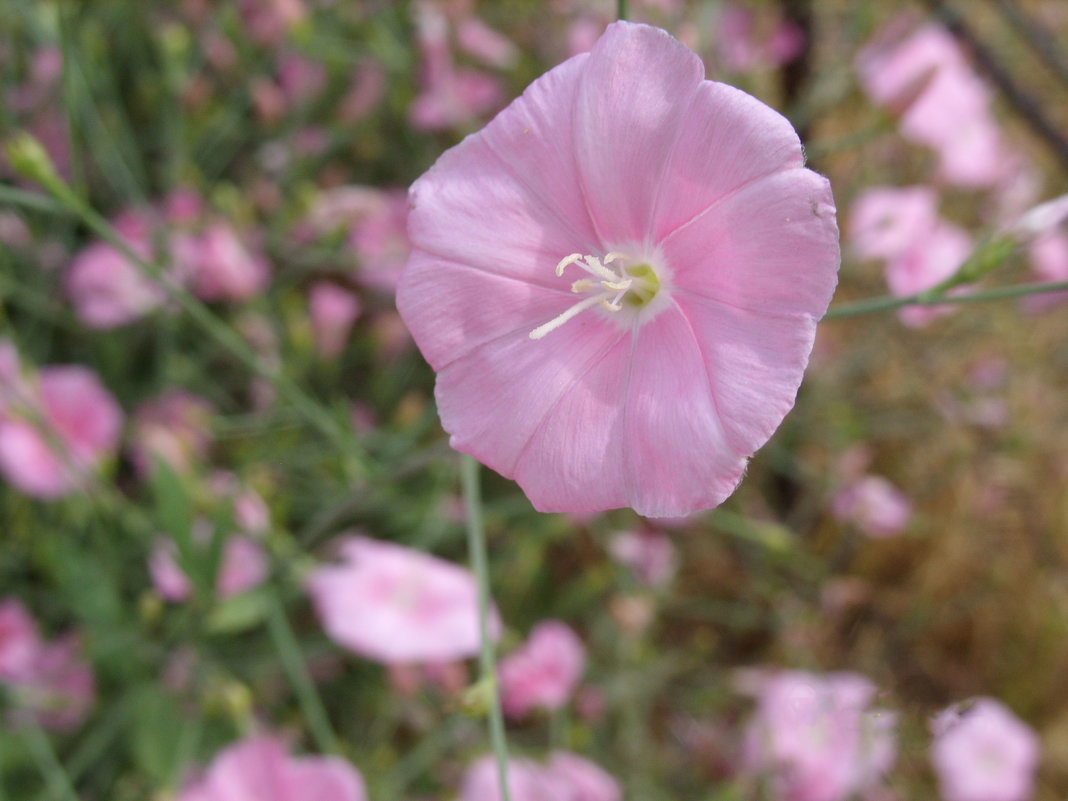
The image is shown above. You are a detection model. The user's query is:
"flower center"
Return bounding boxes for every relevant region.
[529,252,661,340]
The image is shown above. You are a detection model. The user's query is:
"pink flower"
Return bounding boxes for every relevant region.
[608,528,677,586]
[129,390,215,477]
[178,735,366,801]
[930,698,1039,801]
[499,621,585,717]
[741,669,896,801]
[306,535,500,664]
[186,222,270,302]
[459,752,620,801]
[150,531,269,603]
[884,220,971,327]
[831,475,911,538]
[10,634,96,732]
[0,600,95,732]
[309,282,361,359]
[0,599,41,681]
[456,16,519,69]
[857,22,1009,188]
[0,364,123,499]
[848,186,939,262]
[397,22,839,517]
[66,210,168,329]
[1025,230,1068,312]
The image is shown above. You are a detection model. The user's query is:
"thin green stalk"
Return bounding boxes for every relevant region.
[617,0,628,20]
[266,594,341,755]
[824,279,1068,319]
[460,454,512,801]
[20,717,81,801]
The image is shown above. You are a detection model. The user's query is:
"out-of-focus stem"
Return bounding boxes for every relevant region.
[266,594,342,756]
[617,0,627,21]
[824,280,1068,319]
[460,454,512,801]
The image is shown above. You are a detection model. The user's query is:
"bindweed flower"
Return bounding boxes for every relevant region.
[398,21,839,518]
[459,751,620,801]
[930,698,1039,801]
[499,620,585,718]
[306,534,500,665]
[129,390,215,477]
[609,528,677,587]
[0,598,95,732]
[831,475,911,538]
[177,735,366,801]
[309,282,361,359]
[740,669,896,801]
[848,186,939,263]
[0,362,123,499]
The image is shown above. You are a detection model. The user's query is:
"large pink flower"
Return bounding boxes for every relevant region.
[398,21,839,517]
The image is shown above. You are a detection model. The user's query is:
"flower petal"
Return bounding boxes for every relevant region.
[511,335,631,513]
[400,249,572,371]
[573,22,704,245]
[650,81,805,241]
[663,168,839,317]
[672,294,818,457]
[622,306,748,517]
[437,320,627,480]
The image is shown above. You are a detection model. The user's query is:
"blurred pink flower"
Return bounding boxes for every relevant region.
[848,186,938,262]
[187,222,270,302]
[609,528,677,586]
[857,21,1009,188]
[456,16,519,69]
[306,535,500,664]
[499,620,585,717]
[409,1,504,131]
[0,599,41,681]
[277,51,326,104]
[309,282,361,359]
[0,599,95,732]
[930,698,1039,801]
[340,60,387,122]
[741,669,896,801]
[1025,230,1068,312]
[178,735,366,801]
[66,210,168,329]
[831,475,911,538]
[398,21,839,517]
[11,634,96,732]
[129,390,215,477]
[884,220,971,327]
[150,530,269,603]
[238,0,307,45]
[459,752,620,801]
[0,364,123,499]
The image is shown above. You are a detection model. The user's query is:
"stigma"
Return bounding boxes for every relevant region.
[529,252,661,340]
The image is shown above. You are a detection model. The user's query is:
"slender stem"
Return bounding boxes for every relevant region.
[617,0,627,21]
[266,594,342,756]
[19,717,81,801]
[460,454,512,801]
[824,280,1068,319]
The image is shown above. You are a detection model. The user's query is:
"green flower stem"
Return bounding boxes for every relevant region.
[460,454,512,801]
[617,0,627,21]
[19,715,81,801]
[824,279,1068,319]
[266,594,342,756]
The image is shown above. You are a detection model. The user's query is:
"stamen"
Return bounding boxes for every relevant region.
[529,294,605,340]
[531,251,661,340]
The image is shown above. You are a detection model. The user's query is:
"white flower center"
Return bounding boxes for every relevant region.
[529,252,661,340]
